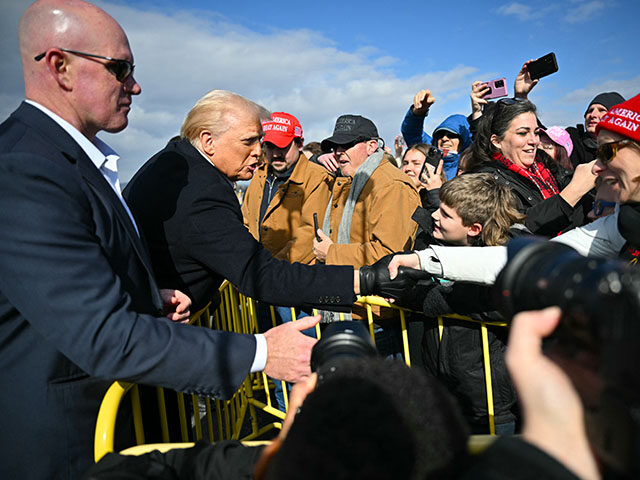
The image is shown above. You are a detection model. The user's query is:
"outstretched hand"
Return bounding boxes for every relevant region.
[360,254,430,299]
[263,315,320,383]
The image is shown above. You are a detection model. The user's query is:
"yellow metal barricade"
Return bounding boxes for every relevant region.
[95,283,508,462]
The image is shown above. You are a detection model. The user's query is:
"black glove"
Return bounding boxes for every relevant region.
[359,254,432,299]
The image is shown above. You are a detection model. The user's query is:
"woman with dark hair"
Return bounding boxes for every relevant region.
[467,98,596,236]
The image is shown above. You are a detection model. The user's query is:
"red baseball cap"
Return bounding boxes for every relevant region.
[596,93,640,143]
[262,112,303,148]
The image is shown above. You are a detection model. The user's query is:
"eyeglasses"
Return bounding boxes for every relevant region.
[496,97,524,106]
[331,139,365,153]
[596,139,640,165]
[34,48,135,83]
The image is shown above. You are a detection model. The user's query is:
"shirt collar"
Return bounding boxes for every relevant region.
[25,100,118,171]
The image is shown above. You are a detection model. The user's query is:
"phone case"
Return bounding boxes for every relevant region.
[484,78,508,100]
[528,53,558,80]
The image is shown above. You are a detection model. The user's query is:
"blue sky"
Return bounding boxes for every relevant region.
[1,0,638,180]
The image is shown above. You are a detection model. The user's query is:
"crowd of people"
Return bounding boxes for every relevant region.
[1,0,639,479]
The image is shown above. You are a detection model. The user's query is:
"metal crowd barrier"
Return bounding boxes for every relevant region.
[94,281,506,461]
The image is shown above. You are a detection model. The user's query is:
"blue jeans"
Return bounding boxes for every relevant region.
[373,325,404,360]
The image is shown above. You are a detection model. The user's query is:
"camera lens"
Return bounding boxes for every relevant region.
[495,80,504,88]
[311,321,377,383]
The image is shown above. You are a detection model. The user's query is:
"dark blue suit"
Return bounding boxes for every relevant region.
[0,103,256,479]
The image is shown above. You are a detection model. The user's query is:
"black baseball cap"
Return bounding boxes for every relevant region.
[321,115,379,152]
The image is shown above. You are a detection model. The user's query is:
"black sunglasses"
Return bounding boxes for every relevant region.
[331,138,369,152]
[34,48,134,83]
[596,139,639,165]
[496,97,525,106]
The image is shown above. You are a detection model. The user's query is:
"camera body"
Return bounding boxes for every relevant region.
[311,321,377,384]
[494,238,640,477]
[483,77,508,100]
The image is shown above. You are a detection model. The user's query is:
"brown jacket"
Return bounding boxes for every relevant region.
[324,159,420,268]
[242,153,332,264]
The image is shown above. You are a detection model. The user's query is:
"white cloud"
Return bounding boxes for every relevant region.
[0,1,485,180]
[565,1,605,23]
[497,2,534,21]
[91,2,484,180]
[560,75,640,106]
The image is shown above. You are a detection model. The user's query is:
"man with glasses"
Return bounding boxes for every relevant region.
[0,2,347,478]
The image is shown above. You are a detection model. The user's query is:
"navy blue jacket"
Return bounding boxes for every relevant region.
[0,103,257,480]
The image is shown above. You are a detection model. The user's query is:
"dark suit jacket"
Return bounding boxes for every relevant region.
[123,139,355,313]
[0,103,256,480]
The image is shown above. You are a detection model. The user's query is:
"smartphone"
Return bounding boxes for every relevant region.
[313,213,321,241]
[483,77,508,100]
[527,52,558,80]
[418,148,443,184]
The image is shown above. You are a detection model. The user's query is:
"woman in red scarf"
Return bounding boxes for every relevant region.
[466,98,597,236]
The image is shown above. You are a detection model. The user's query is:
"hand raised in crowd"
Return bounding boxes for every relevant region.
[514,60,539,99]
[263,315,320,383]
[559,159,598,207]
[316,153,340,173]
[387,252,421,280]
[412,89,436,116]
[312,228,333,262]
[422,159,445,191]
[159,288,192,323]
[394,134,406,158]
[507,307,600,480]
[470,81,491,120]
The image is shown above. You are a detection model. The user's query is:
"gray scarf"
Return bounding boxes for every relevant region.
[321,149,383,322]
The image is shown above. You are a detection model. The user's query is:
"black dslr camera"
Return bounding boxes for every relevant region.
[310,321,377,384]
[494,237,640,478]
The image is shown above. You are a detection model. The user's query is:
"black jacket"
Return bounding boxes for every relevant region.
[124,139,355,313]
[566,124,597,168]
[469,157,588,236]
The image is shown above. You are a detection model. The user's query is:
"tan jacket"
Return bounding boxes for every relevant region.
[242,153,332,264]
[325,159,420,268]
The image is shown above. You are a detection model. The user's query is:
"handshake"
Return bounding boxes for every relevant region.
[358,254,432,300]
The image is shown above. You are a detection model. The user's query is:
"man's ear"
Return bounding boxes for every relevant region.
[199,130,215,156]
[490,134,501,151]
[46,50,73,91]
[467,222,483,238]
[366,139,379,155]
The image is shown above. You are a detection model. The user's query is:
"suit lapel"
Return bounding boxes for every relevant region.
[14,103,160,301]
